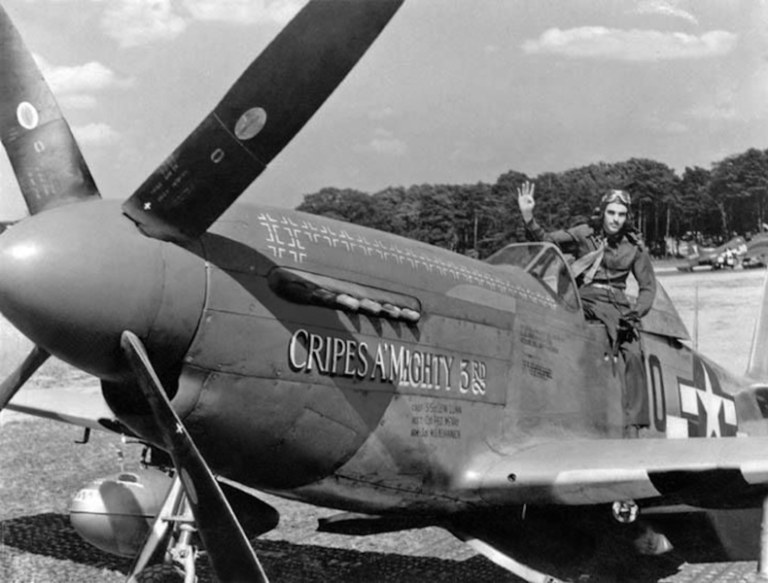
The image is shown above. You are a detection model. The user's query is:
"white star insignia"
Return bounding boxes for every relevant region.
[144,202,152,211]
[175,422,184,434]
[698,371,724,437]
[679,364,736,437]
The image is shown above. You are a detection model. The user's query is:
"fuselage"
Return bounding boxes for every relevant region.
[177,203,626,513]
[0,199,751,516]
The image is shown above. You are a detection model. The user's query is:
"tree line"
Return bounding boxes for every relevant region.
[296,147,768,259]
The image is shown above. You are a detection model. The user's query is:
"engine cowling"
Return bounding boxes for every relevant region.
[69,468,172,557]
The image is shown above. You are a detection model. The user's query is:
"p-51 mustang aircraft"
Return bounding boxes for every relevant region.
[3,1,768,582]
[677,236,748,271]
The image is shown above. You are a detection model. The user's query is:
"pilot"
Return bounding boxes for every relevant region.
[517,181,657,434]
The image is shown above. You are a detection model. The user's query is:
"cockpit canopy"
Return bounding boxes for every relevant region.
[485,242,580,312]
[485,242,690,340]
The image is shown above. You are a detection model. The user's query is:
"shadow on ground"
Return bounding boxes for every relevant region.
[0,513,733,582]
[0,513,521,582]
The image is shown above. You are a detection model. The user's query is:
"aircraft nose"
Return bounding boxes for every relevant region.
[0,201,165,380]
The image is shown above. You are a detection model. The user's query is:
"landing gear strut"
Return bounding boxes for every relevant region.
[746,495,768,582]
[128,474,200,583]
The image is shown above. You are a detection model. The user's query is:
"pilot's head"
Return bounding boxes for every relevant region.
[592,189,631,237]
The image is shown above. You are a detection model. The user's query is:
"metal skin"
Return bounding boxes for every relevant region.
[180,207,618,503]
[0,199,594,497]
[2,199,768,577]
[0,201,599,499]
[69,468,173,557]
[0,196,753,505]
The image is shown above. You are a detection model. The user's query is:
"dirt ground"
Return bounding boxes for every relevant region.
[0,266,766,582]
[657,267,766,377]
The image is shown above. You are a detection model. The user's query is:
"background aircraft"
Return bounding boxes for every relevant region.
[677,236,748,271]
[678,234,768,271]
[743,233,768,269]
[3,2,768,582]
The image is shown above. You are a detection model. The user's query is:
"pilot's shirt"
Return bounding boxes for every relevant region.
[524,218,656,319]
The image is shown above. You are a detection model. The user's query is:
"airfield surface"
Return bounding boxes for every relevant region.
[0,266,766,582]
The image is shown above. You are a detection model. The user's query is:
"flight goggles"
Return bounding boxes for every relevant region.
[601,189,631,206]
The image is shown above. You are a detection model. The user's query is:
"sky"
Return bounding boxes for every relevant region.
[0,0,766,219]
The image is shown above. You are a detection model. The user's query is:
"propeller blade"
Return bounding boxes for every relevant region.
[0,344,49,410]
[0,6,100,215]
[120,330,269,583]
[122,0,404,242]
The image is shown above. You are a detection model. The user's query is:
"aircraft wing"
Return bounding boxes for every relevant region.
[3,385,131,435]
[459,437,768,508]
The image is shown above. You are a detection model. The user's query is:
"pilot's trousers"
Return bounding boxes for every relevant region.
[579,285,650,431]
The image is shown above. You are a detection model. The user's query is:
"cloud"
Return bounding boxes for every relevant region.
[39,59,132,95]
[72,123,120,146]
[26,0,307,48]
[357,128,407,156]
[522,27,737,61]
[182,0,307,25]
[34,55,133,109]
[634,0,699,26]
[93,0,307,46]
[101,0,188,47]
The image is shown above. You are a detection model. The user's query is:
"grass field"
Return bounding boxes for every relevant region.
[0,317,94,390]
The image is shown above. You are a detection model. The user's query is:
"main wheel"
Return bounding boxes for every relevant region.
[132,563,186,583]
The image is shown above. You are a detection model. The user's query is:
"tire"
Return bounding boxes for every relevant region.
[132,563,186,583]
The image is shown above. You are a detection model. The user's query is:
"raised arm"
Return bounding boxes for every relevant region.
[517,180,535,223]
[518,181,583,252]
[517,180,548,241]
